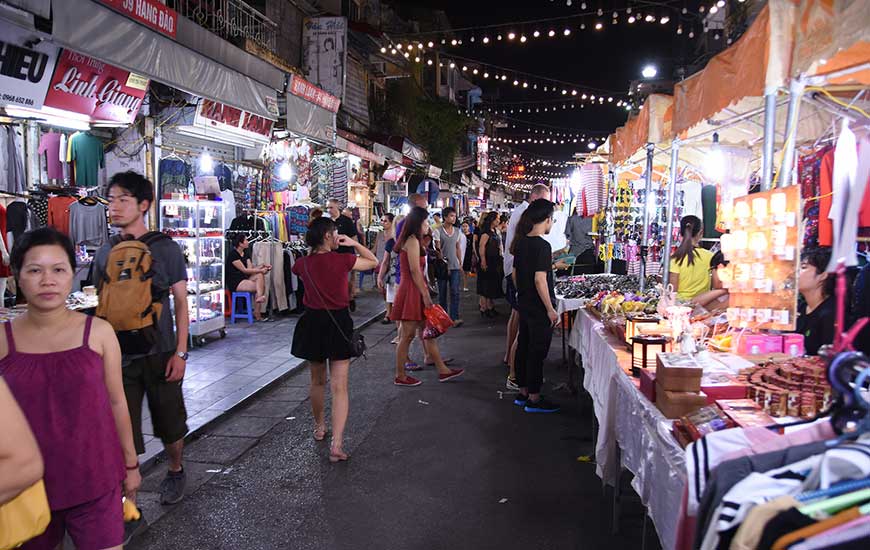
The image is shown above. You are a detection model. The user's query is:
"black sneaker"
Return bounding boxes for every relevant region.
[349,299,357,312]
[524,397,561,413]
[159,467,187,504]
[123,513,148,545]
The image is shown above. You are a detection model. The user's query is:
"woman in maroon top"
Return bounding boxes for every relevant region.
[291,217,378,462]
[0,228,140,550]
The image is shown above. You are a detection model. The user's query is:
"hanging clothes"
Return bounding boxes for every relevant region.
[38,132,65,180]
[159,158,191,196]
[68,201,109,247]
[329,158,348,205]
[251,241,288,313]
[68,132,104,187]
[47,196,76,236]
[0,126,26,194]
[6,201,27,244]
[0,204,10,277]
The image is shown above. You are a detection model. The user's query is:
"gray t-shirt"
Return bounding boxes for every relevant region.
[438,225,462,270]
[94,236,188,362]
[565,215,594,255]
[69,201,109,247]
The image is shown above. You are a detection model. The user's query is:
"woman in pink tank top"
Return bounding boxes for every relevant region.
[0,228,140,550]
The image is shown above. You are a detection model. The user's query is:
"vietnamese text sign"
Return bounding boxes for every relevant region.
[0,22,60,109]
[44,49,148,124]
[96,0,178,39]
[302,17,347,101]
[288,74,340,113]
[194,99,274,141]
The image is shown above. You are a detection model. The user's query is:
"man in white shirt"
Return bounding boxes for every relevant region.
[503,184,551,390]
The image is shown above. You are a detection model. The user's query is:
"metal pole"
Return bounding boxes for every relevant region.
[605,170,615,274]
[639,142,654,292]
[662,139,680,278]
[760,93,777,190]
[777,79,806,188]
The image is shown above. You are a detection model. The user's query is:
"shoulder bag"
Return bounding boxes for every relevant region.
[303,257,366,358]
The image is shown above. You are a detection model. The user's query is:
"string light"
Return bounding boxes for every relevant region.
[520,35,527,42]
[548,29,555,37]
[533,30,540,38]
[563,28,571,36]
[508,32,516,40]
[595,22,603,30]
[482,36,490,43]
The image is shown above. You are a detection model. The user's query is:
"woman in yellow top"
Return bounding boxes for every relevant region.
[668,215,714,301]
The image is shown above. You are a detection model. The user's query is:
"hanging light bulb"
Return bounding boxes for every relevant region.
[677,25,683,34]
[450,39,457,45]
[482,36,490,44]
[397,43,403,49]
[717,0,725,6]
[661,15,670,24]
[508,32,516,40]
[533,30,540,38]
[682,7,688,14]
[414,56,420,62]
[595,22,603,30]
[522,82,528,88]
[571,89,577,95]
[709,5,719,14]
[427,59,433,65]
[580,22,586,29]
[520,35,527,43]
[380,47,386,53]
[513,79,519,85]
[645,14,655,22]
[497,34,503,40]
[483,72,489,77]
[390,48,396,54]
[449,62,455,68]
[628,15,636,23]
[581,2,587,8]
[689,29,695,38]
[548,29,556,37]
[563,28,571,36]
[427,41,434,47]
[501,75,507,80]
[472,68,478,74]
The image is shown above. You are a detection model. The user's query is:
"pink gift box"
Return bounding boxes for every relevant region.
[762,335,783,354]
[738,334,766,355]
[782,333,805,356]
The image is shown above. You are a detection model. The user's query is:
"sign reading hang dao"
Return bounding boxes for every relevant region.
[96,0,178,39]
[43,50,148,124]
[0,22,60,110]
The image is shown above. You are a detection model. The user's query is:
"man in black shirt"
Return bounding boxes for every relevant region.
[328,199,359,310]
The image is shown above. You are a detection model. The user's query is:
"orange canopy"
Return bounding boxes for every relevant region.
[672,1,796,137]
[611,94,673,165]
[791,0,870,85]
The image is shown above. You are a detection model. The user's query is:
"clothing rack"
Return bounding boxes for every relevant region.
[160,145,265,171]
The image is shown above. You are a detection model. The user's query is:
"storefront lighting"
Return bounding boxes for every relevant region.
[200,151,214,173]
[3,106,91,131]
[705,133,726,183]
[642,65,658,78]
[278,161,293,181]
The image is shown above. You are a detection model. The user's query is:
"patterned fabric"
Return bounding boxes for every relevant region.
[798,145,833,248]
[28,196,49,226]
[329,158,348,205]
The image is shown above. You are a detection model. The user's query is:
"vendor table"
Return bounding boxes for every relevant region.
[570,308,686,550]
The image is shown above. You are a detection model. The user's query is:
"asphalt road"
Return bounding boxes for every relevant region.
[129,293,655,550]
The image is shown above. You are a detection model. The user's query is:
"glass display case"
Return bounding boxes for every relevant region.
[159,199,226,345]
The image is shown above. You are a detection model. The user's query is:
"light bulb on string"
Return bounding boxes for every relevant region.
[677,25,683,35]
[461,65,467,71]
[427,59,433,65]
[380,47,386,53]
[390,48,396,54]
[397,43,403,49]
[709,5,718,14]
[520,35,527,42]
[508,32,516,40]
[645,14,655,22]
[597,8,603,16]
[548,29,555,37]
[717,0,725,6]
[414,56,420,62]
[660,16,670,24]
[533,30,540,38]
[595,22,603,30]
[497,34,503,40]
[482,36,490,44]
[628,15,636,23]
[563,28,571,36]
[449,62,455,68]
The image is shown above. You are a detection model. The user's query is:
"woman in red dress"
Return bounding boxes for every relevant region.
[390,206,464,386]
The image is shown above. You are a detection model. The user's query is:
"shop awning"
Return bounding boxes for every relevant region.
[791,0,870,85]
[672,1,795,137]
[335,136,385,165]
[50,0,281,120]
[611,94,673,165]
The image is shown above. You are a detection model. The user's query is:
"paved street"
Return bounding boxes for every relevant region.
[129,292,655,550]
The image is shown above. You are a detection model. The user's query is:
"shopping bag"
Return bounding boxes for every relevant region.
[422,305,453,339]
[0,480,50,549]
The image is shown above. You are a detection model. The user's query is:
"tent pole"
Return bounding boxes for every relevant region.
[662,139,681,281]
[639,142,654,292]
[605,170,615,274]
[760,93,777,190]
[777,79,806,188]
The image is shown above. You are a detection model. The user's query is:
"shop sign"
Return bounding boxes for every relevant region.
[0,22,60,110]
[193,99,274,140]
[302,16,347,101]
[288,74,340,113]
[43,50,148,124]
[467,198,482,209]
[387,181,407,197]
[96,0,178,39]
[477,135,489,179]
[427,165,443,179]
[336,136,385,165]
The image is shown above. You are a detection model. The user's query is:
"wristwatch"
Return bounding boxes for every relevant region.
[176,351,189,361]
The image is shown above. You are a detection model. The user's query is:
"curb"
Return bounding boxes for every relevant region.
[140,308,387,473]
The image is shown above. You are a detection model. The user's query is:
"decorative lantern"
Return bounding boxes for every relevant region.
[631,335,668,377]
[624,314,659,350]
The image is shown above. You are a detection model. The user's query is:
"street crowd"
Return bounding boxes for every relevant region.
[0,172,575,549]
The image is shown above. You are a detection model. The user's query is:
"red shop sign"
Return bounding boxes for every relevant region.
[44,50,149,124]
[288,74,340,113]
[96,0,177,39]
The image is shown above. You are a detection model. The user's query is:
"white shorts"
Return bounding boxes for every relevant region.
[386,283,397,303]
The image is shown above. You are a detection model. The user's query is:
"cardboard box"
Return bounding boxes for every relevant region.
[716,399,778,430]
[640,368,657,402]
[701,373,748,403]
[656,382,707,418]
[656,353,703,392]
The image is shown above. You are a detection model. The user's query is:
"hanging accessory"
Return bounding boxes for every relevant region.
[302,256,366,358]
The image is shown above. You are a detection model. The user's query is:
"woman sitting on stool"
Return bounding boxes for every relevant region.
[226,233,271,321]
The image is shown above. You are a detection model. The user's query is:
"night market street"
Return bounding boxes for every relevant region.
[127,290,652,550]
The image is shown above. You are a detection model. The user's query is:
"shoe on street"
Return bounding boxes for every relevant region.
[438,368,465,382]
[394,375,422,387]
[506,376,519,391]
[160,467,187,504]
[524,397,561,414]
[513,394,528,406]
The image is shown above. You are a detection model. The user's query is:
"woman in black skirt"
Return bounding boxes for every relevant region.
[477,211,505,317]
[291,217,378,462]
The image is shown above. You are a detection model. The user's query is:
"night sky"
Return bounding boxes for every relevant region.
[391,0,711,162]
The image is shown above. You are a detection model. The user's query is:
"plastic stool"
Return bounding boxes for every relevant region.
[230,292,254,324]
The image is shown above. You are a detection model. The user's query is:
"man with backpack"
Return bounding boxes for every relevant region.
[94,171,190,505]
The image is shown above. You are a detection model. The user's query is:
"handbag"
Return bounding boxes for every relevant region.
[0,480,51,549]
[303,259,366,358]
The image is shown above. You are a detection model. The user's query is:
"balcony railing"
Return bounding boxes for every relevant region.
[168,0,278,56]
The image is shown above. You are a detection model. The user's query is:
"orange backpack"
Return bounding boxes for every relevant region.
[95,232,172,354]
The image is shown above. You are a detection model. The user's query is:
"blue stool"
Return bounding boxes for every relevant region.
[230,292,254,324]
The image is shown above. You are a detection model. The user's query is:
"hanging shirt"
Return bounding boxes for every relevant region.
[1,126,25,194]
[681,180,704,219]
[220,189,235,230]
[47,196,77,236]
[68,201,109,247]
[69,133,104,187]
[38,132,64,180]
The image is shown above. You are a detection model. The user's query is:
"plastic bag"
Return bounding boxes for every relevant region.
[422,304,452,339]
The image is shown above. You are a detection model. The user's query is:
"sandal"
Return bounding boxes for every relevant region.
[313,425,328,441]
[329,448,349,463]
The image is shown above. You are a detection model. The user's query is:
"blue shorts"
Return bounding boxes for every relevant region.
[505,276,519,311]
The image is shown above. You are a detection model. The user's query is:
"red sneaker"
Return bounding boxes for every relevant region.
[394,375,422,387]
[438,368,465,383]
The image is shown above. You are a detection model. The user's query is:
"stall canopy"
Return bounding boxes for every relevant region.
[611,94,673,166]
[791,0,870,85]
[50,0,280,120]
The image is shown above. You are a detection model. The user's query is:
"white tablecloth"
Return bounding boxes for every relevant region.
[555,294,585,315]
[572,309,686,550]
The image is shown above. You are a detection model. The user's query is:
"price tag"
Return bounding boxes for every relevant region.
[775,310,790,325]
[755,308,773,323]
